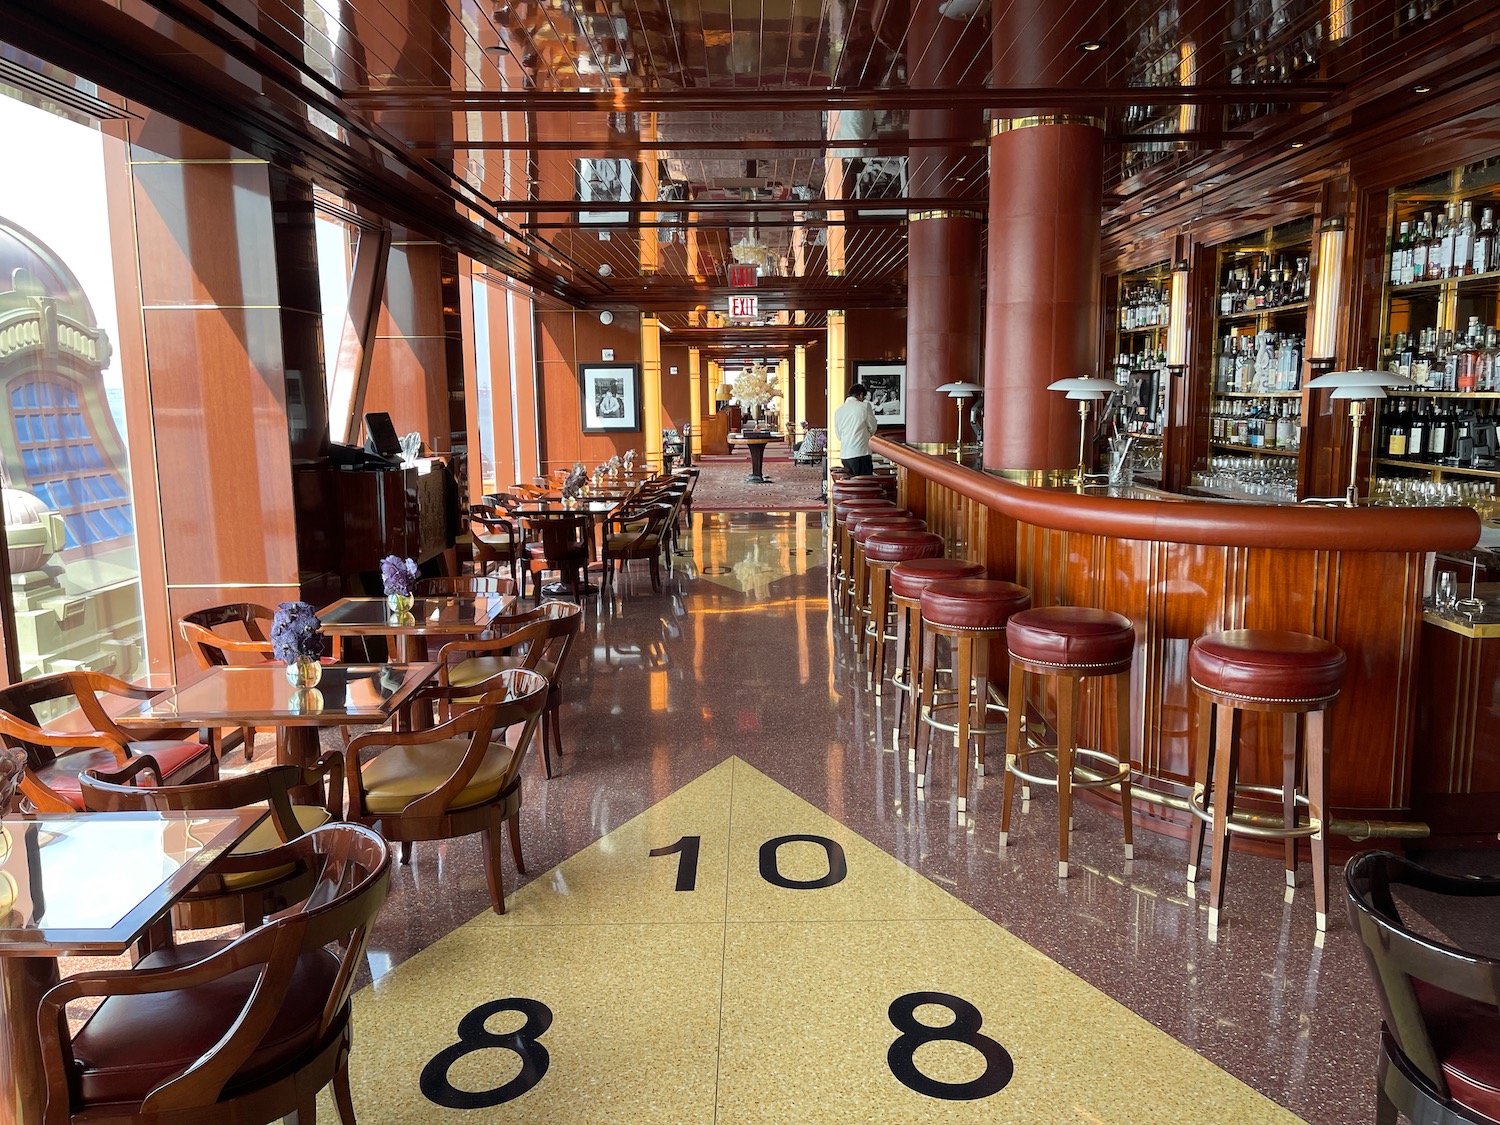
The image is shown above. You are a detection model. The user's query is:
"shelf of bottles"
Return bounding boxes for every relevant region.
[1208,217,1311,462]
[1375,158,1500,484]
[1223,0,1325,128]
[1117,2,1186,182]
[1112,263,1171,448]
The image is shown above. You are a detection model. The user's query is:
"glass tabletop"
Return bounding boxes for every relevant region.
[112,663,438,727]
[513,501,618,515]
[0,810,262,954]
[319,595,513,633]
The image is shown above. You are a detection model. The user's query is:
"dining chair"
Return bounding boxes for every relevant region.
[522,513,591,602]
[179,602,279,761]
[343,667,549,913]
[37,823,391,1125]
[0,671,215,813]
[1345,850,1500,1125]
[415,574,516,598]
[80,756,345,931]
[435,601,584,777]
[602,501,675,592]
[469,503,525,589]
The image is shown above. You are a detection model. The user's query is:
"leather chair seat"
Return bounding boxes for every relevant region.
[38,740,210,808]
[851,516,925,544]
[1007,607,1135,671]
[833,500,897,522]
[890,559,985,600]
[865,531,946,564]
[1413,979,1500,1121]
[920,579,1031,632]
[220,805,333,890]
[475,532,521,555]
[1189,629,1346,703]
[359,738,519,814]
[845,509,910,532]
[606,532,659,552]
[70,939,339,1106]
[450,655,557,689]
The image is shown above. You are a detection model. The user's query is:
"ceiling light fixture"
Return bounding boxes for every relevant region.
[1414,84,1432,94]
[1078,40,1104,51]
[1290,141,1305,149]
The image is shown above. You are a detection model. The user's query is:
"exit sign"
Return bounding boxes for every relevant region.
[728,264,756,288]
[729,295,759,318]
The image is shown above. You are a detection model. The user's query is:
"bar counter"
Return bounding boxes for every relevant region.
[873,437,1487,851]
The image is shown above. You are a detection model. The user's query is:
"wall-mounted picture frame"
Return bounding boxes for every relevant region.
[576,158,637,225]
[580,363,642,432]
[852,361,906,427]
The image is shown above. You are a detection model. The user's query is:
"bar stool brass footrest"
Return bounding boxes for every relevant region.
[921,697,1010,738]
[1007,744,1131,791]
[1187,785,1320,840]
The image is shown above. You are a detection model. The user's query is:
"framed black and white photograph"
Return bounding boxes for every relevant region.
[580,363,642,432]
[853,361,906,427]
[576,158,636,225]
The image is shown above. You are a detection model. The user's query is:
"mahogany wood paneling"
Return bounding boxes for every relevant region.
[536,309,644,468]
[1414,622,1500,846]
[888,438,1473,849]
[661,343,693,432]
[365,335,450,448]
[130,161,279,307]
[142,307,301,588]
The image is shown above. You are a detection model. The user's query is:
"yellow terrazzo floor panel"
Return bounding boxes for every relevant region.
[329,756,1307,1124]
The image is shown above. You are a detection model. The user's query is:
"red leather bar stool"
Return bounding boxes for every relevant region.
[861,530,944,683]
[890,558,986,734]
[914,579,1031,812]
[998,607,1136,879]
[849,515,923,636]
[832,498,898,612]
[1186,629,1347,935]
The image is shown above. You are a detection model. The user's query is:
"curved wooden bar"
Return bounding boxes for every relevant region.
[875,437,1482,851]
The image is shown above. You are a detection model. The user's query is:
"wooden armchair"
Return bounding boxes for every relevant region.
[470,503,525,589]
[179,602,287,761]
[1346,851,1500,1125]
[344,668,548,913]
[0,671,214,813]
[602,501,675,592]
[80,757,344,931]
[37,824,390,1125]
[435,601,583,777]
[416,574,516,598]
[521,514,591,602]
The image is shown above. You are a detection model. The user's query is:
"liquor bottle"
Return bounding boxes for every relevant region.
[1263,402,1279,449]
[1475,208,1496,275]
[1391,221,1410,286]
[1458,318,1481,392]
[1481,327,1499,392]
[1410,213,1432,283]
[1387,403,1410,457]
[1411,328,1434,388]
[1440,329,1458,392]
[1408,401,1427,461]
[1434,203,1456,278]
[1429,402,1454,461]
[1455,202,1477,276]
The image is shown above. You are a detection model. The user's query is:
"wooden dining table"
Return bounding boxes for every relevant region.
[0,809,264,1125]
[318,594,515,661]
[113,663,438,776]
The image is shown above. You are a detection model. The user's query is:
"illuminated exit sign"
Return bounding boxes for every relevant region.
[728,264,756,288]
[729,295,759,318]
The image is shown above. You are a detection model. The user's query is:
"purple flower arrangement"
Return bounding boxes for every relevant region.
[381,554,420,597]
[271,601,324,664]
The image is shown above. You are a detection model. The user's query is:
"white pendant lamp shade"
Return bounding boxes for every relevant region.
[1305,368,1413,389]
[1330,385,1388,400]
[939,380,983,398]
[1047,377,1119,399]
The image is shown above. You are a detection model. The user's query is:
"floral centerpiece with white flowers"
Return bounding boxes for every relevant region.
[272,601,325,686]
[381,554,420,615]
[562,463,588,501]
[731,362,781,425]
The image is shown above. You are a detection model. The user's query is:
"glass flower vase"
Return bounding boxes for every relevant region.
[285,657,322,688]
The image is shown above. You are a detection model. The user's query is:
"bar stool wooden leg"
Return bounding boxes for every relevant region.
[1186,693,1214,886]
[1206,704,1242,934]
[1307,708,1330,932]
[1282,711,1300,899]
[955,633,973,813]
[972,638,991,779]
[1116,668,1134,859]
[1056,674,1076,878]
[914,628,939,784]
[893,602,912,733]
[868,571,890,683]
[999,661,1024,847]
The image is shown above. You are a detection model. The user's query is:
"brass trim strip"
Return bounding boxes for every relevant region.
[908,209,984,222]
[990,115,1106,136]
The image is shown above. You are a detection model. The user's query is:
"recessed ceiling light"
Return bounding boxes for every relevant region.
[1414,84,1432,93]
[1078,40,1103,51]
[1290,141,1305,148]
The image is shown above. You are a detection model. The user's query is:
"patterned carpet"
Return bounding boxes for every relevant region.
[690,451,826,511]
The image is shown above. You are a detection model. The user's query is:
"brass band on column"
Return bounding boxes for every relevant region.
[989,115,1106,135]
[908,210,984,222]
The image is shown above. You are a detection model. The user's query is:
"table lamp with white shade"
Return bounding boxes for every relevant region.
[1304,368,1414,506]
[937,381,984,452]
[1047,376,1121,485]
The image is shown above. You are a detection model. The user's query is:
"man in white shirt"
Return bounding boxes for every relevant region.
[833,383,879,476]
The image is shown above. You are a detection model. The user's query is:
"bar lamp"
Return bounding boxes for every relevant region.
[1304,368,1413,506]
[1047,377,1121,485]
[937,381,983,452]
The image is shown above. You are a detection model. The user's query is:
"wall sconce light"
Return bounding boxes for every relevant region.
[1310,216,1346,362]
[1166,258,1190,371]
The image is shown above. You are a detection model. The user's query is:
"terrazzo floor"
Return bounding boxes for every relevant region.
[285,511,1470,1124]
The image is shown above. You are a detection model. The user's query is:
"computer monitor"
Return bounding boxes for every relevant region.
[363,412,402,458]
